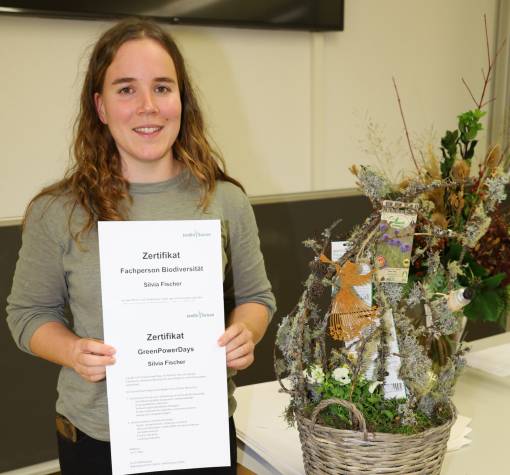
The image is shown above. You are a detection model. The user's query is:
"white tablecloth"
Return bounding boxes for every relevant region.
[235,332,510,475]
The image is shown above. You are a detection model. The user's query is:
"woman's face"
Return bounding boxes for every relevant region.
[94,38,182,178]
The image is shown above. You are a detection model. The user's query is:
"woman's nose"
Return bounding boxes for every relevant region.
[137,91,159,114]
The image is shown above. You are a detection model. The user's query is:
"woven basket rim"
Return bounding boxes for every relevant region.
[296,404,456,442]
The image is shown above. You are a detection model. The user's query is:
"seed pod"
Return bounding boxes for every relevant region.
[451,159,470,180]
[449,194,460,208]
[431,212,448,228]
[349,164,359,176]
[399,178,410,190]
[485,144,501,170]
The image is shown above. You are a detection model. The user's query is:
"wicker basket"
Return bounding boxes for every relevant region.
[296,398,455,475]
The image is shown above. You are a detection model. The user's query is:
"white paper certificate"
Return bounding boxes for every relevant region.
[98,220,230,475]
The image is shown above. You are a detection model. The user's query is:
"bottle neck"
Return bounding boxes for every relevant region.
[447,288,472,311]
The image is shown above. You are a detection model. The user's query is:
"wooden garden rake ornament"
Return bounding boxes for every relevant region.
[320,254,377,341]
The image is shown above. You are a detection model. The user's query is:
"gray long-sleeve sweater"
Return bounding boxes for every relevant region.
[6,171,276,441]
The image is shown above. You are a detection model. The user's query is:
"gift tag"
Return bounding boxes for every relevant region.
[375,200,418,284]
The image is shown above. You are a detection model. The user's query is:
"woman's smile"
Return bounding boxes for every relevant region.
[132,125,164,137]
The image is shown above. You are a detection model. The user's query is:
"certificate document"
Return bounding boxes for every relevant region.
[98,220,230,475]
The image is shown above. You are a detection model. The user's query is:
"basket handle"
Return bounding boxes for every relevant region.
[310,398,369,441]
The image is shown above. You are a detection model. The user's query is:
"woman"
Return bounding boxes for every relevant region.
[6,18,275,475]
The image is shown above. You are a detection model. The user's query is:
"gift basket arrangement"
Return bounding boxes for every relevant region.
[275,19,509,475]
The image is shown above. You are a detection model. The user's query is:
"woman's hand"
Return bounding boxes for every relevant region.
[29,322,116,382]
[218,322,255,370]
[70,338,116,383]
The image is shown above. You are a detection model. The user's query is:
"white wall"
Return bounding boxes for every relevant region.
[315,0,498,190]
[0,0,499,219]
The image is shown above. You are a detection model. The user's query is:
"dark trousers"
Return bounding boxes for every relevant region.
[57,416,237,475]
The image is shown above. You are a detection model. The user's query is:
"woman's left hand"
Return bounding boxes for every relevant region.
[218,322,256,370]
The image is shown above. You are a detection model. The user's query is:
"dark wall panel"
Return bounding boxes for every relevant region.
[0,226,60,471]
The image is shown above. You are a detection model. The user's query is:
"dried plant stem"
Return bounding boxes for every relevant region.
[478,14,494,107]
[348,325,381,400]
[319,311,329,370]
[463,14,507,109]
[295,298,311,398]
[392,77,420,174]
[454,185,465,228]
[461,78,478,106]
[356,223,380,261]
[337,212,381,266]
[460,144,501,236]
[485,14,491,70]
[402,176,475,201]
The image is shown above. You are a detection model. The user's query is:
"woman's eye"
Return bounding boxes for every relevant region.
[155,85,170,94]
[118,86,134,95]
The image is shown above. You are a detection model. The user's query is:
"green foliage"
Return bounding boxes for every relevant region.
[458,110,485,145]
[446,241,508,325]
[445,241,487,278]
[463,286,507,323]
[482,273,507,289]
[440,109,486,177]
[309,374,439,434]
[440,129,458,177]
[424,268,448,297]
[458,109,485,161]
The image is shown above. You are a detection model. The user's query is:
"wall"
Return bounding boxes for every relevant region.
[0,0,499,220]
[315,0,498,190]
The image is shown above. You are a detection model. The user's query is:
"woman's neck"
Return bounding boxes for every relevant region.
[122,157,182,184]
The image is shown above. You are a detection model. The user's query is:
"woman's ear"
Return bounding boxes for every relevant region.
[94,92,107,124]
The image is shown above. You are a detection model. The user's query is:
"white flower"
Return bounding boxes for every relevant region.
[332,367,351,385]
[305,364,325,385]
[368,381,382,393]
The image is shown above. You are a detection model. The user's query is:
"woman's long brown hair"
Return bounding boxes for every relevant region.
[25,18,243,240]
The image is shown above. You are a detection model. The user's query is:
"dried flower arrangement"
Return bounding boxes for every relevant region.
[274,16,509,465]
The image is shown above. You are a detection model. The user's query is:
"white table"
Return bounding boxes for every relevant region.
[235,332,510,475]
[443,332,510,474]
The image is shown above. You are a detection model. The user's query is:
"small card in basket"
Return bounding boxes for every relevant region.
[375,200,418,283]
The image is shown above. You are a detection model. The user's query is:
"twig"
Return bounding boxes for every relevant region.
[484,14,491,69]
[493,39,508,66]
[321,219,342,247]
[462,15,506,109]
[476,14,492,108]
[337,212,381,266]
[401,176,475,200]
[392,77,420,173]
[348,324,381,401]
[462,78,478,107]
[319,311,329,370]
[355,223,380,261]
[481,97,496,108]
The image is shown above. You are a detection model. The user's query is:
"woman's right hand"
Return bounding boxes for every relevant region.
[70,338,116,382]
[29,322,116,382]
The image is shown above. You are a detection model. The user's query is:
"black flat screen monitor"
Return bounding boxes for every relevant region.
[0,0,344,31]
